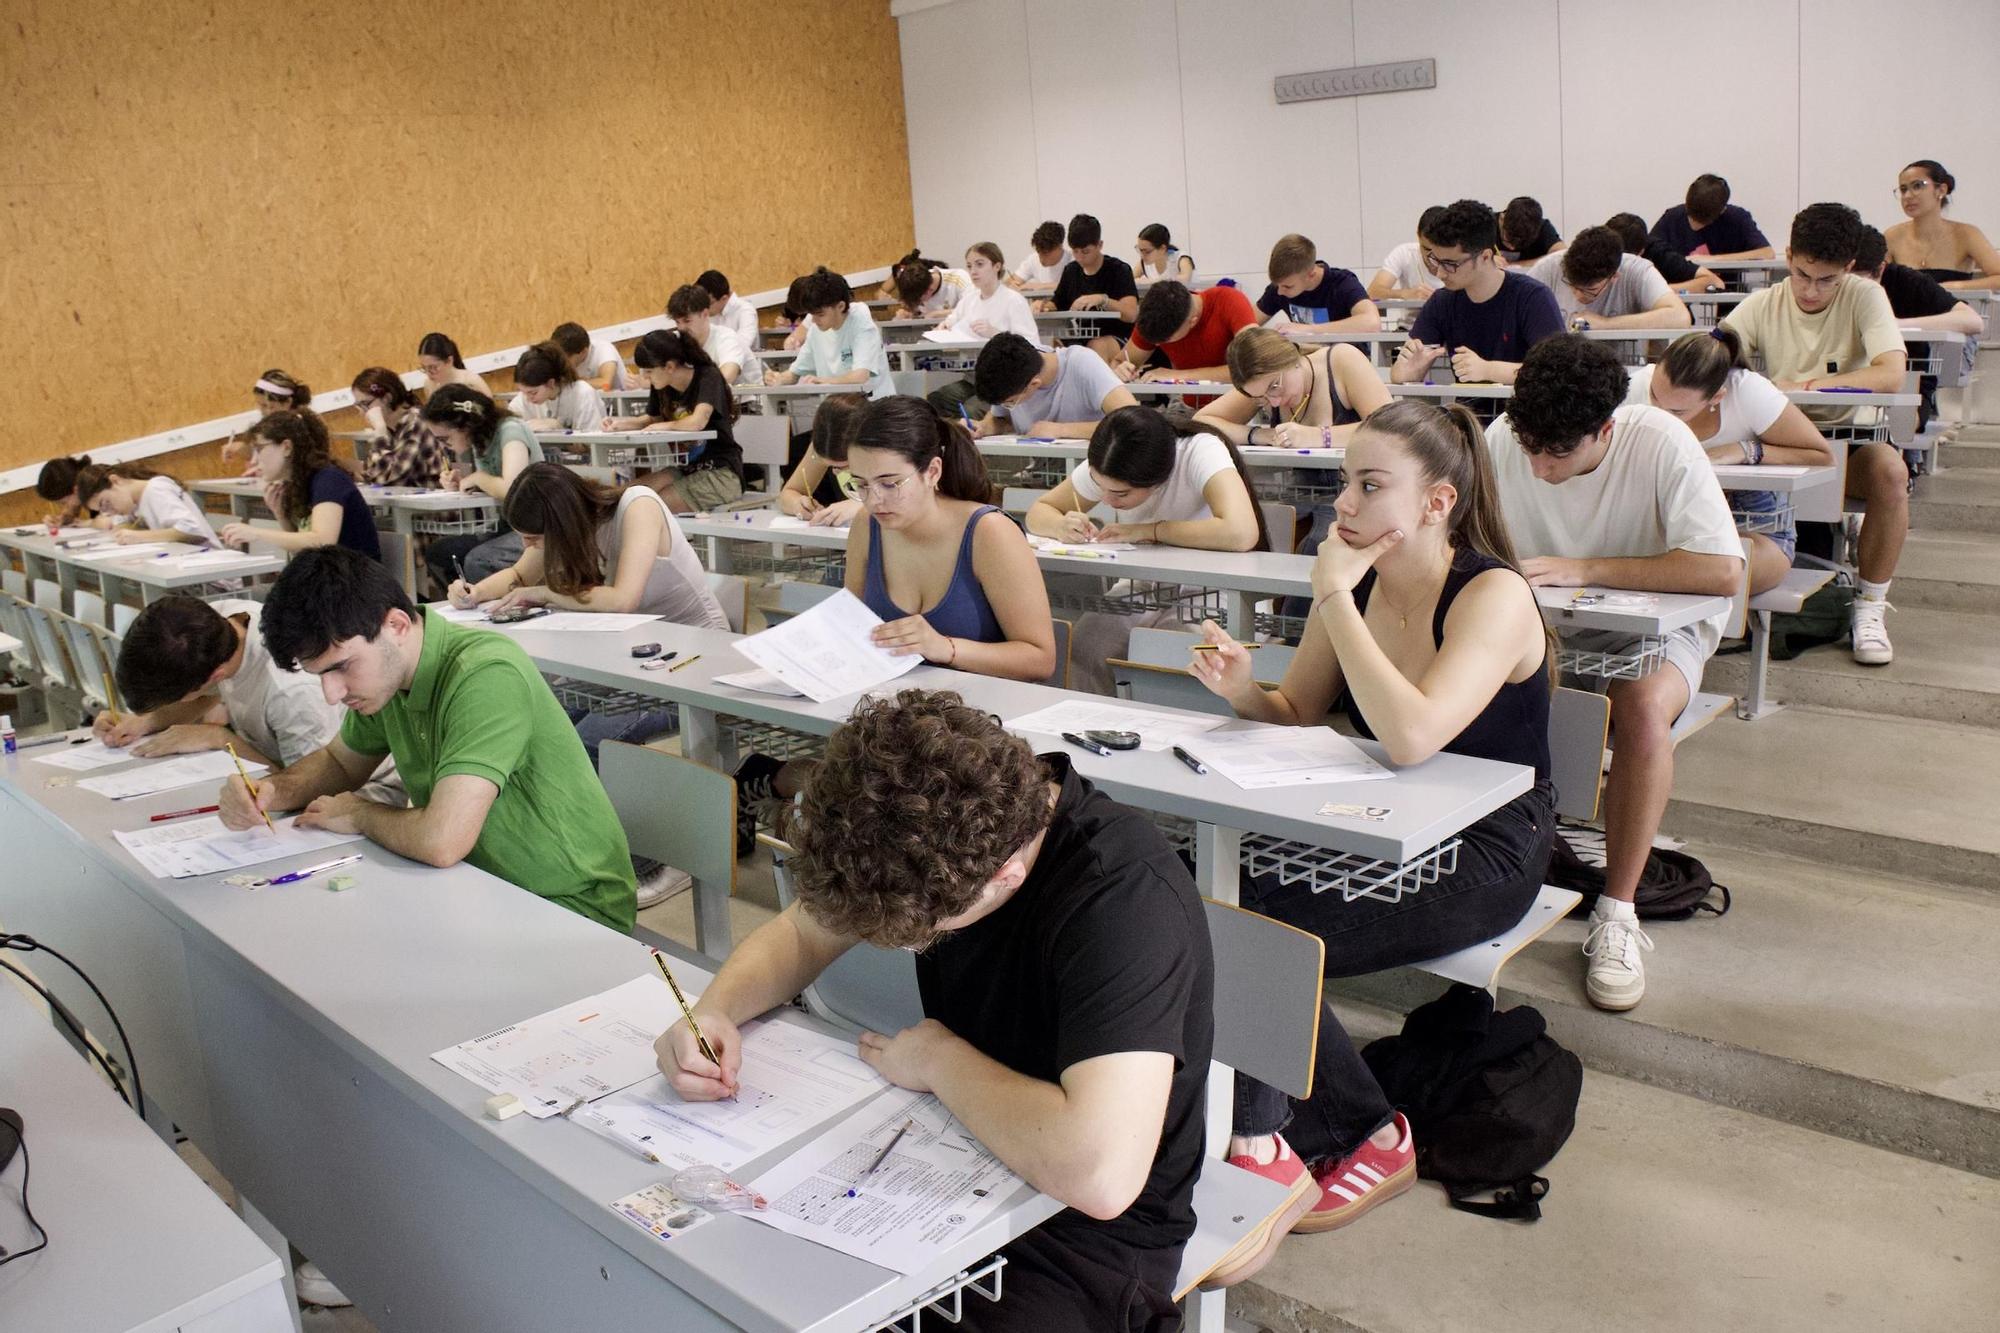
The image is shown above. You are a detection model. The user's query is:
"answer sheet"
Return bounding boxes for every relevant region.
[113,816,365,879]
[432,973,694,1118]
[30,738,135,771]
[1180,723,1392,789]
[1005,699,1225,752]
[571,1017,886,1171]
[746,1088,1023,1275]
[77,751,268,800]
[713,668,807,698]
[730,589,922,703]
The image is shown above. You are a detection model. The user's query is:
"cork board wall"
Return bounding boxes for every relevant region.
[0,0,914,524]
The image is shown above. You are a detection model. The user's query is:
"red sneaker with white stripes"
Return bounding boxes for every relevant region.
[1295,1111,1417,1233]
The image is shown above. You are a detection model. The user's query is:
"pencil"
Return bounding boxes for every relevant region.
[652,949,721,1069]
[1189,643,1263,652]
[667,653,702,672]
[226,742,276,834]
[99,672,120,722]
[862,1118,915,1180]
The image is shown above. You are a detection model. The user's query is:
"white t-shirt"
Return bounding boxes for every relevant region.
[996,346,1123,431]
[912,268,972,316]
[1069,432,1235,526]
[208,599,345,768]
[1529,252,1671,320]
[1014,249,1072,286]
[585,338,630,391]
[1485,403,1744,655]
[938,284,1039,342]
[1625,365,1787,447]
[596,488,729,630]
[1379,241,1443,293]
[703,322,764,385]
[513,379,605,432]
[792,305,893,399]
[138,476,222,545]
[718,294,759,347]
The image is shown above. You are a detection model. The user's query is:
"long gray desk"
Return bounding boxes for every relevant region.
[0,750,1058,1333]
[534,428,718,473]
[0,528,282,614]
[0,980,292,1332]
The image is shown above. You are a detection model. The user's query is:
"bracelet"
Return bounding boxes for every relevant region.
[943,637,958,666]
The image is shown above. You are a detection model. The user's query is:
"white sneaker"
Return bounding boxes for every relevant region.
[294,1260,352,1308]
[1583,912,1653,1012]
[1850,597,1894,666]
[634,862,693,910]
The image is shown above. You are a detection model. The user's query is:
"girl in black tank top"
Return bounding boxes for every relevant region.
[1183,400,1560,1222]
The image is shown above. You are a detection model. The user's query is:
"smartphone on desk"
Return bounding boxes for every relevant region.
[489,605,550,625]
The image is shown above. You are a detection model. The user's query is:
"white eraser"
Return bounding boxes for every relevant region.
[483,1093,525,1121]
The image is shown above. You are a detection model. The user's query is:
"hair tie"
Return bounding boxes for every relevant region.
[1708,327,1729,342]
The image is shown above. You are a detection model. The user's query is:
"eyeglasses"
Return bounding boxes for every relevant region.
[1422,249,1475,276]
[1787,266,1844,295]
[1895,180,1937,196]
[854,472,922,502]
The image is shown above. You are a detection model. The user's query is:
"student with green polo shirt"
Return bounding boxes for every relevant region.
[215,546,637,931]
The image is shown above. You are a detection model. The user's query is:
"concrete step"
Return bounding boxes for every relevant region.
[1942,438,2000,470]
[1665,705,2000,894]
[1893,529,2000,614]
[1234,1051,2000,1333]
[1710,604,2000,729]
[1334,844,2000,1179]
[1913,470,2000,533]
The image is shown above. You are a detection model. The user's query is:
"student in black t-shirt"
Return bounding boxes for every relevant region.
[658,691,1214,1331]
[1651,173,1774,260]
[1394,199,1565,386]
[1257,233,1380,331]
[1854,225,1985,438]
[1050,212,1141,360]
[1606,212,1723,294]
[611,329,745,513]
[1498,196,1563,264]
[220,409,381,562]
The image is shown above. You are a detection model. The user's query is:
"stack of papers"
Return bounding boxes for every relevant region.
[67,543,173,562]
[1179,724,1392,789]
[114,816,364,879]
[30,738,134,771]
[730,589,922,703]
[77,751,268,800]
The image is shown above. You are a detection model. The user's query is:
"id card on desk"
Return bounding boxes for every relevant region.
[611,1182,714,1244]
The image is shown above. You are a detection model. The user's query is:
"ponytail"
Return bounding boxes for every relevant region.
[1356,400,1520,569]
[1657,326,1746,399]
[1087,405,1271,553]
[35,454,92,502]
[851,395,991,503]
[514,340,578,390]
[418,331,467,369]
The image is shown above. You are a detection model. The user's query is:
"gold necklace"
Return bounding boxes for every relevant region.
[1287,360,1316,423]
[1374,580,1424,631]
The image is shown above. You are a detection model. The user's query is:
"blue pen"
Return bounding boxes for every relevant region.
[1818,386,1870,394]
[261,853,364,887]
[957,403,975,432]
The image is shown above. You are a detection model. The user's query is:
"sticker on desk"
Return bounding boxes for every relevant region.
[611,1182,715,1244]
[1318,802,1391,821]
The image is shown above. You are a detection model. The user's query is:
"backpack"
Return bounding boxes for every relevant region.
[1765,581,1854,661]
[1361,985,1582,1221]
[1547,827,1732,922]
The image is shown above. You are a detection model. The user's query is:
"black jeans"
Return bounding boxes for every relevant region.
[1233,780,1557,1161]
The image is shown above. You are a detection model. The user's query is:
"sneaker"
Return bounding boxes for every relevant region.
[294,1260,352,1308]
[1583,911,1654,1011]
[1851,597,1894,666]
[1200,1134,1319,1289]
[733,753,785,857]
[1294,1112,1416,1234]
[633,859,693,910]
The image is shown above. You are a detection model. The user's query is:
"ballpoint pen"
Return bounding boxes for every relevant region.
[1171,745,1208,776]
[1062,731,1112,757]
[260,853,364,887]
[860,1119,915,1182]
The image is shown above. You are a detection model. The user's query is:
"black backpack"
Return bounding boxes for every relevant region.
[1361,984,1582,1221]
[1547,826,1733,922]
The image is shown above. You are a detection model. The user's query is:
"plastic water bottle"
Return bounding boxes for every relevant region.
[1,714,15,755]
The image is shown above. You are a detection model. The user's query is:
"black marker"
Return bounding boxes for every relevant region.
[1171,745,1208,776]
[1061,731,1112,757]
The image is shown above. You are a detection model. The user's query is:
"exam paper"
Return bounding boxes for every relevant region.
[77,751,268,800]
[730,589,922,704]
[920,328,985,345]
[66,543,174,562]
[113,816,365,879]
[1180,724,1392,789]
[521,612,662,632]
[1005,699,1225,753]
[746,1088,1022,1275]
[713,668,807,698]
[431,973,690,1118]
[572,1018,886,1171]
[766,516,850,534]
[31,738,135,771]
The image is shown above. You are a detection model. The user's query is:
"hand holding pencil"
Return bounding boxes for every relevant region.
[653,951,743,1101]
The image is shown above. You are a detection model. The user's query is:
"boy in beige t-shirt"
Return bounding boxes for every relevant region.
[1723,203,1908,665]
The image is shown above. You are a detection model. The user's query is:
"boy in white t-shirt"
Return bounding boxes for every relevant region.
[970,334,1140,439]
[668,284,764,385]
[696,270,761,347]
[1485,335,1742,1015]
[1527,227,1690,330]
[1367,205,1448,306]
[1009,220,1072,291]
[552,321,630,391]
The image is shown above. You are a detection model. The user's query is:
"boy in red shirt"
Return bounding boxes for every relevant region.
[1118,281,1259,382]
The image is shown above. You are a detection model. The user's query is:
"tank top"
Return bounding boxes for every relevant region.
[1265,347,1360,431]
[863,504,1004,647]
[1338,549,1551,780]
[594,487,728,630]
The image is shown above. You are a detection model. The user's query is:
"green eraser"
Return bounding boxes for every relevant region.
[327,874,357,892]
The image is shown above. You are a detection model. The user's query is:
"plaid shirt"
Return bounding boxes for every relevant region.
[361,414,451,489]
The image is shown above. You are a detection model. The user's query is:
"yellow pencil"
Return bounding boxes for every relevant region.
[652,949,721,1070]
[99,671,120,723]
[667,653,703,673]
[226,742,276,834]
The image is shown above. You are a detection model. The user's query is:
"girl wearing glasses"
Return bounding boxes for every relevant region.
[350,367,448,490]
[1191,327,1389,450]
[1884,159,2000,290]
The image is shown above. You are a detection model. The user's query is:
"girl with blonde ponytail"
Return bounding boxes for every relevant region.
[1186,398,1559,1242]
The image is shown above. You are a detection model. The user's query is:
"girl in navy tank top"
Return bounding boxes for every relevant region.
[1186,399,1559,1258]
